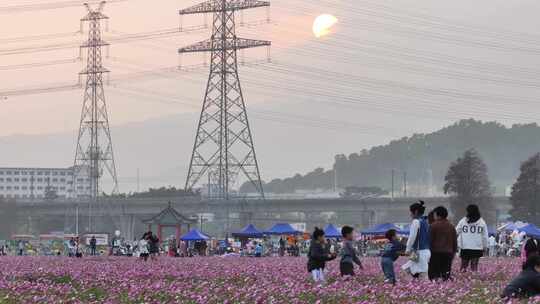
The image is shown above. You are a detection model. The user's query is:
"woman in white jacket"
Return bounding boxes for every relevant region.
[456,204,489,272]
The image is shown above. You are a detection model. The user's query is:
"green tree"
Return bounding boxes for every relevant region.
[444,149,494,223]
[509,153,540,225]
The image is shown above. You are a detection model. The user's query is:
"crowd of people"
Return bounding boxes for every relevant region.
[307,201,540,299]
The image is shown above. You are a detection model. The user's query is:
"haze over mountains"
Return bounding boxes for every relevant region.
[0,109,379,193]
[3,114,540,196]
[241,119,540,196]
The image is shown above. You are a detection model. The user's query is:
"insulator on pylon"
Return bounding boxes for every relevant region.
[179,15,183,32]
[266,46,271,62]
[266,7,270,23]
[178,54,183,69]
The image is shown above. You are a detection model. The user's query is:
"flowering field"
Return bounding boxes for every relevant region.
[0,256,538,303]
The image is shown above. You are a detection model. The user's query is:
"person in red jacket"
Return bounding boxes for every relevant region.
[429,206,458,281]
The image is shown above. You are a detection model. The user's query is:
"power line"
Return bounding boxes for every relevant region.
[0,0,127,14]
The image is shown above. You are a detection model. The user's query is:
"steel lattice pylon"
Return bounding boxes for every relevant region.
[73,1,118,230]
[179,0,270,200]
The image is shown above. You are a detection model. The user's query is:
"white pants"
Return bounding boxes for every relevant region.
[311,269,325,282]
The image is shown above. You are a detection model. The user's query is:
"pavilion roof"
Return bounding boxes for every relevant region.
[142,202,197,225]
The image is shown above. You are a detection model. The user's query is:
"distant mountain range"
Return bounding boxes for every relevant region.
[241,119,540,196]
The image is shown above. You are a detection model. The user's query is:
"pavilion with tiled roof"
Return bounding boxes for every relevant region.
[142,202,197,243]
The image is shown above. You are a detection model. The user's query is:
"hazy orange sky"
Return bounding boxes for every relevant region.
[3,0,540,137]
[3,0,540,190]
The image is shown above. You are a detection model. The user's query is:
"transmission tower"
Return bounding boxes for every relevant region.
[73,1,118,230]
[179,0,270,200]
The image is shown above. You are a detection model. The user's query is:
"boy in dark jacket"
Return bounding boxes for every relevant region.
[340,225,363,276]
[381,229,406,284]
[307,227,336,282]
[501,255,540,299]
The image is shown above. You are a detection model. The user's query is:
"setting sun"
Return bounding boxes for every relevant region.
[312,14,338,38]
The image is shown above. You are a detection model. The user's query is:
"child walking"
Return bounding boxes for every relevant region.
[307,227,336,283]
[340,225,363,276]
[381,229,406,284]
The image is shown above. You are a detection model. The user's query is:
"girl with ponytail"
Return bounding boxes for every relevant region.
[402,200,431,280]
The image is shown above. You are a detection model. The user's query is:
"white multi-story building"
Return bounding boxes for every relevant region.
[0,167,91,200]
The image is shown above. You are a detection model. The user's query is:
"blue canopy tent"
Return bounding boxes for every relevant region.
[323,224,341,238]
[265,223,302,235]
[500,222,528,232]
[400,224,410,235]
[518,224,540,238]
[361,223,406,236]
[232,224,264,238]
[180,229,210,241]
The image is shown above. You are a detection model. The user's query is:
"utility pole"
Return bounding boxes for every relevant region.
[180,0,270,200]
[333,167,338,193]
[403,171,407,197]
[73,1,119,232]
[136,168,140,193]
[391,169,394,199]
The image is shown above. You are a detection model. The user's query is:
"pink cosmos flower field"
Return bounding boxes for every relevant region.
[0,256,538,303]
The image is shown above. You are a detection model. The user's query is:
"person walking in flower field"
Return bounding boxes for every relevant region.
[381,229,405,284]
[307,227,336,283]
[339,225,363,276]
[402,201,431,280]
[456,204,488,272]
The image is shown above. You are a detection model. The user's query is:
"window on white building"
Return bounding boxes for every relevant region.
[14,178,19,182]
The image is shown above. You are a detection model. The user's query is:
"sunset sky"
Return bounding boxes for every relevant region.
[2,0,540,191]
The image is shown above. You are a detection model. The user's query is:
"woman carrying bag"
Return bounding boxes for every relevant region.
[402,201,431,279]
